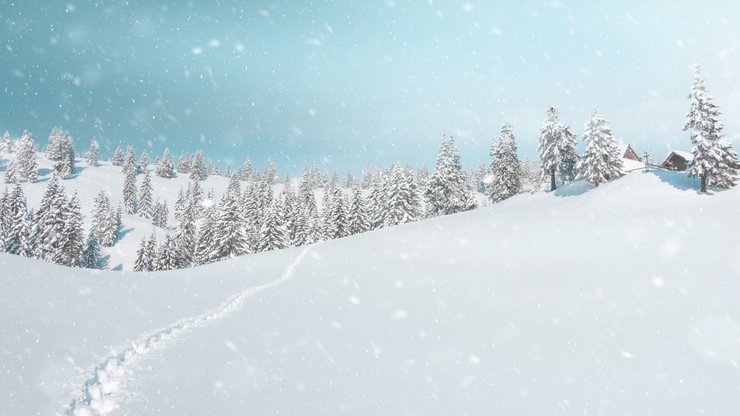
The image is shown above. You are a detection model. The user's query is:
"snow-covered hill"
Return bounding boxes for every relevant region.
[3,170,740,415]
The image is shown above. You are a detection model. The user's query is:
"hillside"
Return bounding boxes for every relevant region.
[3,170,740,415]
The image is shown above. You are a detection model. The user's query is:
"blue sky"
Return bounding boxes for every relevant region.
[1,1,739,173]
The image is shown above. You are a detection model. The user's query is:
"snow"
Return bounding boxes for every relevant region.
[3,170,740,414]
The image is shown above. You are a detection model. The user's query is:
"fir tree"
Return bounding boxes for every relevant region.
[85,138,99,167]
[138,169,154,218]
[59,191,84,267]
[156,148,175,178]
[538,106,577,191]
[425,135,475,216]
[92,191,115,246]
[139,151,150,172]
[16,131,38,183]
[194,203,218,265]
[211,176,249,260]
[189,150,207,181]
[386,164,422,226]
[32,174,68,262]
[346,185,369,235]
[111,145,124,166]
[155,234,178,271]
[177,153,192,174]
[80,229,102,269]
[122,145,138,174]
[367,174,387,229]
[133,238,150,272]
[576,109,624,187]
[0,131,11,153]
[240,158,253,181]
[489,123,523,203]
[258,201,287,252]
[175,203,197,268]
[2,184,28,254]
[684,66,739,192]
[123,168,138,214]
[4,161,17,184]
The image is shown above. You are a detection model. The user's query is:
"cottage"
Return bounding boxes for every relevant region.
[661,151,693,171]
[619,144,643,171]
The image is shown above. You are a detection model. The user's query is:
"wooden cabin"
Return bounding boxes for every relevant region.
[661,151,693,171]
[619,144,643,171]
[622,144,641,162]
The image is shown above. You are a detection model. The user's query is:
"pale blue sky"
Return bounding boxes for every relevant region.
[1,1,739,173]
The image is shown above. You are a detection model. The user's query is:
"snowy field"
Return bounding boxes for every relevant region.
[3,170,740,415]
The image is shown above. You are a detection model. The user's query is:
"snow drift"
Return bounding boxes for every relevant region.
[2,170,740,415]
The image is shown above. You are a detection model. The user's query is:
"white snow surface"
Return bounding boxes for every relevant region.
[3,170,740,414]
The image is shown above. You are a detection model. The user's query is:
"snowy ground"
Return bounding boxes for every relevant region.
[3,170,740,415]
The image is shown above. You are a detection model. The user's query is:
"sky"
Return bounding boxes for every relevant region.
[1,1,739,174]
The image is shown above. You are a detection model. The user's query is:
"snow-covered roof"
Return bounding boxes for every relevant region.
[665,150,693,161]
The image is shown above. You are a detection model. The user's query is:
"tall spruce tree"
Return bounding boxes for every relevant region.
[211,176,249,260]
[0,131,11,153]
[425,135,475,216]
[32,174,68,262]
[577,109,624,187]
[85,138,99,167]
[346,185,369,235]
[489,123,523,203]
[189,150,207,181]
[16,131,38,183]
[538,106,578,191]
[92,191,115,246]
[156,148,175,178]
[111,146,124,166]
[386,164,422,226]
[60,191,84,267]
[138,169,154,218]
[684,66,739,192]
[80,229,102,269]
[123,168,138,214]
[134,238,151,272]
[258,200,287,252]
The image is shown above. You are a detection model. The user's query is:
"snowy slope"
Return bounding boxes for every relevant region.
[3,170,740,415]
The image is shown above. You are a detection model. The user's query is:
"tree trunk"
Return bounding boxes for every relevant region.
[550,169,556,192]
[701,175,707,193]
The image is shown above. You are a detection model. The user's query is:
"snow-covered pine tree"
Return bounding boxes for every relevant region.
[15,131,38,183]
[174,187,186,221]
[138,168,154,218]
[194,203,218,265]
[4,161,17,184]
[122,145,138,174]
[346,185,369,235]
[0,131,11,153]
[44,127,66,160]
[155,148,175,178]
[265,161,279,185]
[79,229,102,269]
[133,238,150,272]
[85,138,99,167]
[110,204,124,245]
[92,191,115,246]
[189,150,207,181]
[684,66,739,192]
[111,145,124,166]
[152,199,169,228]
[139,151,149,172]
[425,135,475,216]
[17,209,33,258]
[3,185,33,257]
[209,164,221,176]
[154,234,178,271]
[59,191,84,267]
[211,176,249,260]
[0,188,10,250]
[324,185,347,239]
[146,234,157,269]
[385,164,422,226]
[576,109,624,187]
[123,168,138,214]
[176,153,192,174]
[538,106,578,191]
[258,200,287,252]
[367,173,387,229]
[175,202,197,268]
[32,174,68,263]
[489,123,523,203]
[240,158,253,181]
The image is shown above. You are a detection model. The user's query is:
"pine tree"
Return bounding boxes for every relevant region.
[122,145,138,174]
[346,185,369,235]
[146,234,157,269]
[154,234,178,271]
[138,169,154,218]
[2,184,28,254]
[92,191,115,246]
[85,138,99,167]
[133,238,150,272]
[684,66,739,192]
[538,106,578,191]
[123,169,138,214]
[139,151,149,171]
[156,148,175,178]
[4,161,17,184]
[489,123,523,203]
[80,229,102,269]
[189,150,207,181]
[111,145,124,166]
[177,153,192,174]
[111,204,123,243]
[175,203,197,268]
[152,199,169,228]
[45,128,75,179]
[60,191,84,267]
[0,131,11,153]
[211,176,249,260]
[240,158,253,181]
[577,109,624,187]
[258,200,287,252]
[194,203,218,265]
[367,173,387,229]
[15,131,38,183]
[209,164,221,176]
[32,174,68,262]
[385,165,422,226]
[425,135,475,216]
